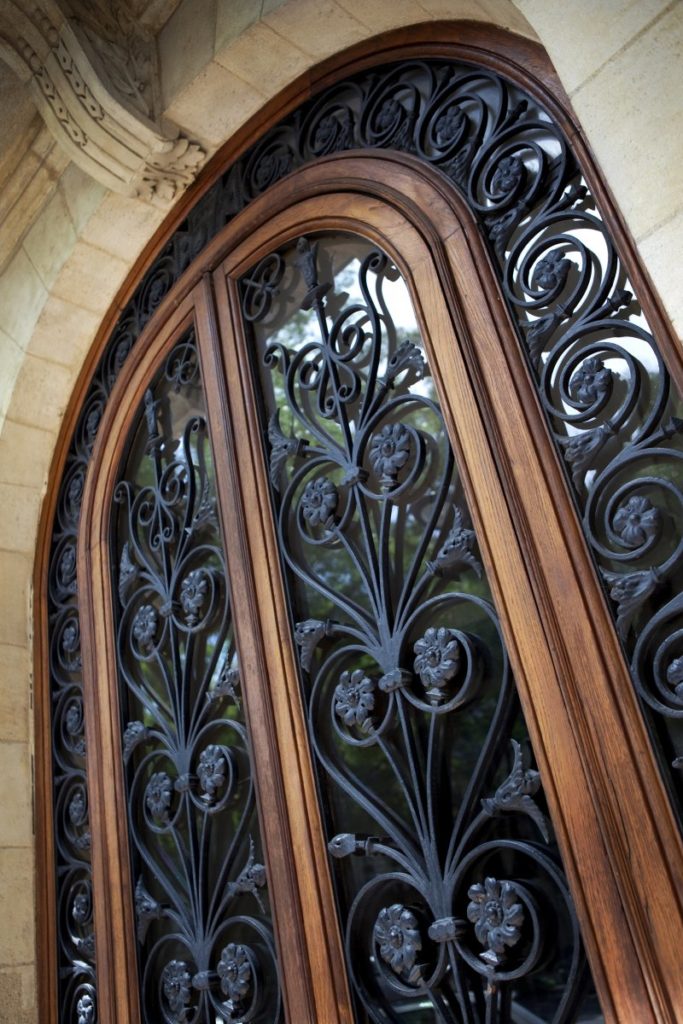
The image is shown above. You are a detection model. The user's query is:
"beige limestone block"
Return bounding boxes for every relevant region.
[513,0,672,94]
[22,190,77,292]
[215,0,262,54]
[0,551,30,649]
[0,645,30,744]
[417,0,535,37]
[262,0,369,58]
[51,242,129,315]
[59,162,108,234]
[159,0,219,108]
[0,250,48,350]
[59,163,108,236]
[4,355,75,434]
[0,848,35,966]
[335,0,432,31]
[0,127,68,274]
[570,3,683,242]
[0,965,36,1019]
[165,61,268,147]
[0,419,54,492]
[214,21,310,96]
[0,329,25,428]
[0,742,32,846]
[0,484,42,555]
[80,194,166,264]
[638,206,683,336]
[26,295,100,370]
[0,151,60,277]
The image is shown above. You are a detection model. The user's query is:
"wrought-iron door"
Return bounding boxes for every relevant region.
[75,161,683,1024]
[195,165,681,1022]
[227,225,602,1023]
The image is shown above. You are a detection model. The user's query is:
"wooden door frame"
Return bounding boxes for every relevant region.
[32,25,683,1024]
[71,154,682,1022]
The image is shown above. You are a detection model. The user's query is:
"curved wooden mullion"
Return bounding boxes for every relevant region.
[77,293,198,1024]
[194,276,353,1024]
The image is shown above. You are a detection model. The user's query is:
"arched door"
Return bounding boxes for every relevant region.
[72,157,683,1024]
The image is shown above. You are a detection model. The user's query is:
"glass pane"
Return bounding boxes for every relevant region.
[241,233,603,1023]
[110,331,282,1023]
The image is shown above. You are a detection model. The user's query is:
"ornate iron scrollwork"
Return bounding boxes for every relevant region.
[45,55,683,1018]
[110,333,282,1023]
[241,233,601,1022]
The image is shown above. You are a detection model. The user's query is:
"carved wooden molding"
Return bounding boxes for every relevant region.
[0,2,206,202]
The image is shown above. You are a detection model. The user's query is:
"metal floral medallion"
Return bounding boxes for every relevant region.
[241,233,603,1022]
[110,332,282,1023]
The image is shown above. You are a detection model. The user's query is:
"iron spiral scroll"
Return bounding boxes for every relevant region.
[242,233,600,1021]
[45,54,682,1020]
[110,334,282,1024]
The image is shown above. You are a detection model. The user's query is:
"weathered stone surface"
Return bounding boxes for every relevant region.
[0,483,42,554]
[515,0,671,93]
[0,645,29,744]
[80,193,165,263]
[0,552,30,649]
[159,0,218,107]
[0,330,25,429]
[5,354,74,433]
[0,250,48,349]
[51,241,128,314]
[0,965,36,1018]
[23,189,76,291]
[335,0,431,31]
[420,0,536,36]
[0,742,32,846]
[215,0,262,54]
[0,849,35,966]
[58,163,106,236]
[639,206,683,337]
[570,2,683,242]
[26,294,99,369]
[262,0,368,57]
[165,60,266,146]
[214,21,310,96]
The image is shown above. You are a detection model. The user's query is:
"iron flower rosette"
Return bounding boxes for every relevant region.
[334,669,375,734]
[413,626,461,704]
[373,903,423,985]
[217,942,255,1016]
[466,877,524,965]
[301,475,338,528]
[369,423,412,491]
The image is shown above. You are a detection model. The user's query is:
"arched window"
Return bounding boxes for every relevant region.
[37,38,683,1024]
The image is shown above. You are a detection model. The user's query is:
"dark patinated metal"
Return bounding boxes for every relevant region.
[45,56,683,1019]
[109,332,282,1024]
[241,233,601,1022]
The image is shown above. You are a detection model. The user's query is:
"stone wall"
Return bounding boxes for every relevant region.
[0,0,680,1015]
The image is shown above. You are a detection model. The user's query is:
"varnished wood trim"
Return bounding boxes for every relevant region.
[196,277,353,1024]
[78,293,198,1024]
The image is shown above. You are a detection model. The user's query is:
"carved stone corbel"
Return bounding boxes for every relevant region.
[2,2,206,203]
